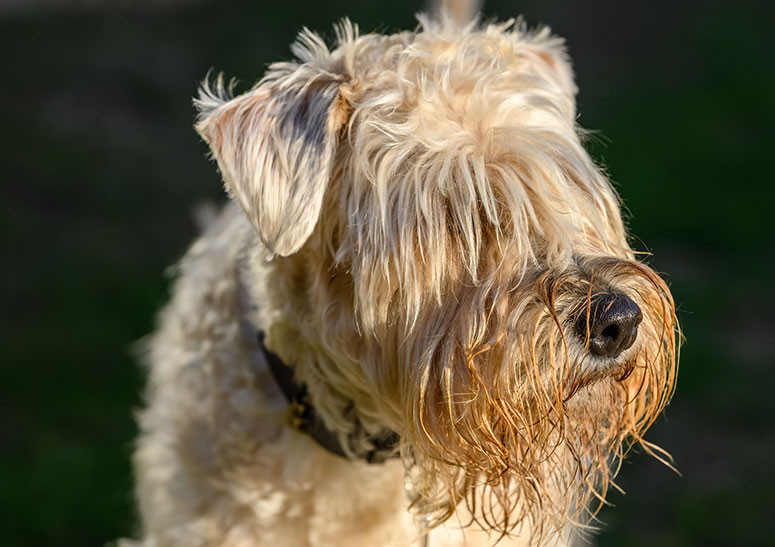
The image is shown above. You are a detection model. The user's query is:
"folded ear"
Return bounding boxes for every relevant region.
[195,62,349,256]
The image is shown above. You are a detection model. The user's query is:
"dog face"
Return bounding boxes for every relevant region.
[195,17,677,538]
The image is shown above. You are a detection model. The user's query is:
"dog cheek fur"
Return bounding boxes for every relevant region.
[364,260,677,534]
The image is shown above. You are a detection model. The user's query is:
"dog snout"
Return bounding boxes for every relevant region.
[574,293,643,358]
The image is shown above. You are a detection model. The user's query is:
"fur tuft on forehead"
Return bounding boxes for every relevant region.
[310,19,631,329]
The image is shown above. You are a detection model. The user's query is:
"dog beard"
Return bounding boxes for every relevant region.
[390,256,678,540]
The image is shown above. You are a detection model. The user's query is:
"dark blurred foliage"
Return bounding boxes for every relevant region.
[0,0,773,545]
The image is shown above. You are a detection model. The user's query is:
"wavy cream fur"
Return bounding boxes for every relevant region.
[125,11,677,547]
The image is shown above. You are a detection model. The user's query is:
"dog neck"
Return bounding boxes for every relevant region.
[257,330,400,464]
[236,228,400,464]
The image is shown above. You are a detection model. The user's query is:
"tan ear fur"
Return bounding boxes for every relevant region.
[195,66,347,256]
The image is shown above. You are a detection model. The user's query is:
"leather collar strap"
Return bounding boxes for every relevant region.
[257,331,400,464]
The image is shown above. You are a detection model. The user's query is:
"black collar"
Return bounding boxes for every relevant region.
[257,331,400,464]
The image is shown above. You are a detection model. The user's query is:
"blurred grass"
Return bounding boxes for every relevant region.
[0,1,772,545]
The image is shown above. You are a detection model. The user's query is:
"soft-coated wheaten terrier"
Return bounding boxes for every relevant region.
[126,2,678,546]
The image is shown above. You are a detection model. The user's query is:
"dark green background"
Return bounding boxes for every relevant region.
[1,0,773,545]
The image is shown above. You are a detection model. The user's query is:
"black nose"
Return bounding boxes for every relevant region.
[574,293,643,358]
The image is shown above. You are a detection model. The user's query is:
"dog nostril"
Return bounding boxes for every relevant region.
[600,324,619,341]
[575,293,643,358]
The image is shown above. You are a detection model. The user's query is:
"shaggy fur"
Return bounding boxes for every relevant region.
[125,6,677,547]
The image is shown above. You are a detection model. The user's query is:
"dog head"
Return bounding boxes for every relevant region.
[195,15,677,540]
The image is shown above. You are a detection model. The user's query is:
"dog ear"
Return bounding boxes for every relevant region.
[194,65,349,256]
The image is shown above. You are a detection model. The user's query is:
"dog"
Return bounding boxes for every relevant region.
[125,2,678,545]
